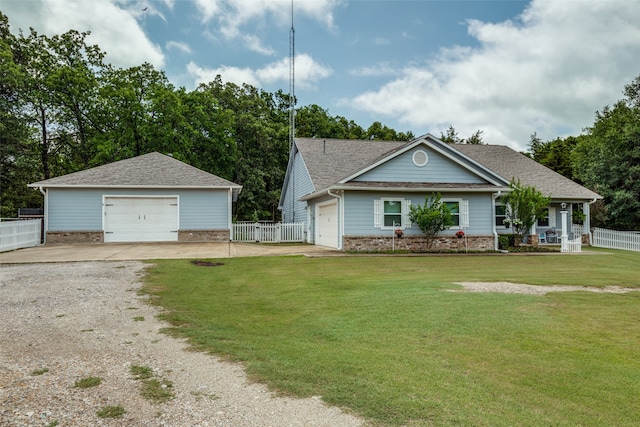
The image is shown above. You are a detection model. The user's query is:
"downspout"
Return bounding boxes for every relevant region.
[38,186,47,245]
[492,191,502,250]
[327,189,343,250]
[587,198,598,245]
[228,188,233,242]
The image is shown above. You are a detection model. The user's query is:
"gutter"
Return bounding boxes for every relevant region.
[327,189,343,250]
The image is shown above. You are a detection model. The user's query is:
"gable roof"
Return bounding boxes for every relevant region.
[294,138,407,192]
[29,152,242,195]
[289,136,601,202]
[451,144,601,200]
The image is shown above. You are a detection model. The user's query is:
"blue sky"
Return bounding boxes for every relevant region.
[3,0,640,151]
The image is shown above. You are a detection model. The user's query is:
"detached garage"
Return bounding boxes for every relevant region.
[29,152,242,244]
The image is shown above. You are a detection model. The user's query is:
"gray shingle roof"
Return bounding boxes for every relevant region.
[295,137,601,201]
[451,144,601,200]
[295,138,406,191]
[29,152,241,189]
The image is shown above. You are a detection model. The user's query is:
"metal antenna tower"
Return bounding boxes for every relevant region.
[289,0,295,151]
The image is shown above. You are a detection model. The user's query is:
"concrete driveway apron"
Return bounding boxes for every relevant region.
[0,242,336,264]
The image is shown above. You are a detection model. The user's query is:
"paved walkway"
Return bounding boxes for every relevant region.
[0,242,336,264]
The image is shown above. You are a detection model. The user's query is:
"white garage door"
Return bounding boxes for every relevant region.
[317,202,339,248]
[104,197,178,243]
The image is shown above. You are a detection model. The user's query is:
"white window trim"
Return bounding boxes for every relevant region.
[495,202,509,229]
[537,206,556,228]
[375,197,411,230]
[442,198,469,230]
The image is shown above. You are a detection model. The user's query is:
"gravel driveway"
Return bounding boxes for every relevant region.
[0,261,364,426]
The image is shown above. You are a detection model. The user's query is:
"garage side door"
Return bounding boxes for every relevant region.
[317,202,338,248]
[104,197,178,243]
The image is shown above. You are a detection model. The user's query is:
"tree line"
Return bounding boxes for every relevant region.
[528,75,640,230]
[0,12,412,220]
[2,12,637,230]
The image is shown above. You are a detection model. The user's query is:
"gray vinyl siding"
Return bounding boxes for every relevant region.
[178,189,229,229]
[343,191,495,236]
[283,152,314,224]
[48,189,103,231]
[47,188,230,231]
[354,147,485,184]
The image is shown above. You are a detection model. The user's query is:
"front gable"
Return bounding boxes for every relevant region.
[353,145,487,184]
[340,135,509,188]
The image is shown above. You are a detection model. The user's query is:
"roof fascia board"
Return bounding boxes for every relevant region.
[300,184,511,201]
[27,184,242,190]
[337,134,510,186]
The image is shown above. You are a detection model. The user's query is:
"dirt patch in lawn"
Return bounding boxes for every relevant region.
[452,282,639,295]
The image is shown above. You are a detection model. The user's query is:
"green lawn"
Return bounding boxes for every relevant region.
[142,249,640,426]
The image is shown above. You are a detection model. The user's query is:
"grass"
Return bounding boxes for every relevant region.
[130,364,154,380]
[31,368,49,376]
[133,316,145,321]
[140,378,174,403]
[74,376,102,388]
[96,405,125,419]
[130,364,175,403]
[142,249,640,426]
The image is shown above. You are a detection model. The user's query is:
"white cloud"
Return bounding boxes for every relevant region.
[257,54,333,88]
[166,41,192,54]
[193,0,222,23]
[194,0,341,54]
[374,37,390,46]
[348,0,640,150]
[1,0,165,69]
[187,61,260,87]
[188,53,333,90]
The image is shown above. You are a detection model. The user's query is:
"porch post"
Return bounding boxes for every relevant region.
[560,206,568,252]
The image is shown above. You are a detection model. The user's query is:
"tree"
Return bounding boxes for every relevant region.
[440,126,484,144]
[527,133,582,181]
[465,129,484,145]
[409,194,454,250]
[573,75,640,230]
[440,126,460,144]
[0,12,41,216]
[500,179,551,244]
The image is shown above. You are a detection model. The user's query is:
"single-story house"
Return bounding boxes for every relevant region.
[278,134,602,251]
[28,152,242,244]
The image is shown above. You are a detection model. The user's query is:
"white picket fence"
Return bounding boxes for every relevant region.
[232,222,305,243]
[0,219,42,252]
[592,227,640,252]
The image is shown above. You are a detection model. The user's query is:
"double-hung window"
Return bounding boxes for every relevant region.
[442,199,469,230]
[537,207,555,227]
[495,204,508,227]
[374,198,412,229]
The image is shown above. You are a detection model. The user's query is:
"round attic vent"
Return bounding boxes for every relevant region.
[412,150,428,167]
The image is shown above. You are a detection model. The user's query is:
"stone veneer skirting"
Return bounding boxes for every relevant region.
[46,230,230,244]
[46,231,104,244]
[178,230,230,242]
[343,235,496,252]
